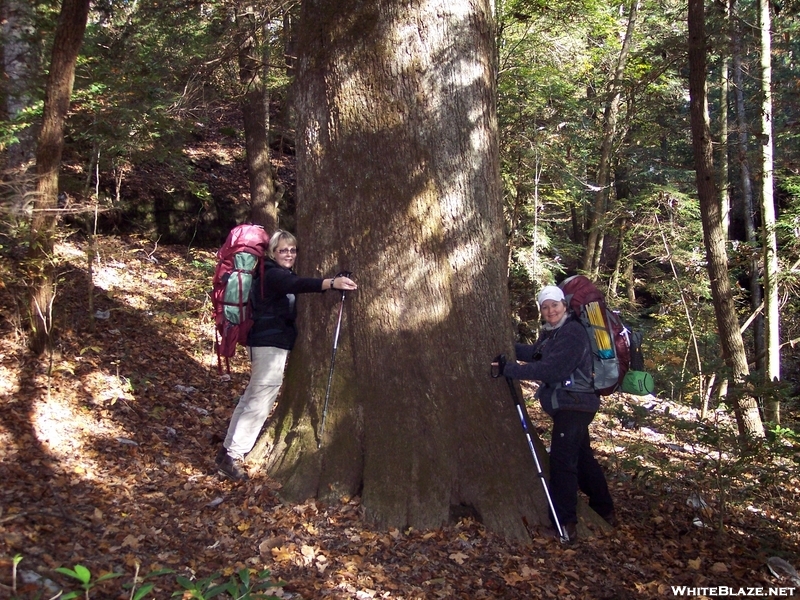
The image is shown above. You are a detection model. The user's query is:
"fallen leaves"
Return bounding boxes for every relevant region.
[448,551,468,565]
[1,239,799,600]
[710,562,729,574]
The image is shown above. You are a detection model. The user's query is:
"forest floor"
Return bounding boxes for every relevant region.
[1,236,800,600]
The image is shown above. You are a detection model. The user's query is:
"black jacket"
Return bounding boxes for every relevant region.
[503,316,600,415]
[246,259,325,350]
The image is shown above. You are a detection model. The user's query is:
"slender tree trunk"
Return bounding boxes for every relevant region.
[731,0,765,379]
[608,228,622,298]
[731,2,753,242]
[28,0,91,355]
[250,0,564,541]
[582,0,637,275]
[282,6,298,78]
[687,0,764,440]
[532,154,542,283]
[608,162,631,298]
[624,255,636,304]
[1,0,40,227]
[758,0,780,423]
[718,1,730,238]
[570,202,581,244]
[1,0,40,172]
[270,4,299,164]
[238,7,278,230]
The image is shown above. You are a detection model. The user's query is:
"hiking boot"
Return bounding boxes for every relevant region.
[214,446,227,466]
[542,522,578,544]
[600,511,618,527]
[563,522,578,544]
[217,454,249,481]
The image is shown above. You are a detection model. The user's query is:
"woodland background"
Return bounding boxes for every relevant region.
[2,0,800,598]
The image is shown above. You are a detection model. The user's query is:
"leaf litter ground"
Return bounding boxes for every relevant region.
[1,236,799,599]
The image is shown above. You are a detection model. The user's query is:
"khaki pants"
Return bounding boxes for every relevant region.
[223,346,289,460]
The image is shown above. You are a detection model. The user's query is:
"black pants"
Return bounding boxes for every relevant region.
[548,409,614,525]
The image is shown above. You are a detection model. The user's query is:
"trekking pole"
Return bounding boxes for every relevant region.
[318,271,351,448]
[492,356,569,543]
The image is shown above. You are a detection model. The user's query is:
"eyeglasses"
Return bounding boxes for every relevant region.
[277,248,297,256]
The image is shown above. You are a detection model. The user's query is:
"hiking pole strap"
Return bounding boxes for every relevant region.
[214,329,230,376]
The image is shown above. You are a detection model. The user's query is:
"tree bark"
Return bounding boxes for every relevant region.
[608,218,625,299]
[237,7,278,231]
[582,0,637,276]
[1,0,40,171]
[731,1,753,244]
[687,0,764,439]
[718,0,730,238]
[609,164,631,299]
[624,254,636,304]
[758,0,780,423]
[729,0,765,381]
[250,0,558,541]
[28,0,91,355]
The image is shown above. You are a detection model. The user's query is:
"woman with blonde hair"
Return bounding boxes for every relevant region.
[216,229,357,481]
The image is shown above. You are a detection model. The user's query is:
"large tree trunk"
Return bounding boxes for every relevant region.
[27,0,91,355]
[582,0,637,276]
[758,0,780,423]
[237,7,278,230]
[687,0,764,440]
[250,0,556,541]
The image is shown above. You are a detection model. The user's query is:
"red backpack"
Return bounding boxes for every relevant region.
[212,224,271,374]
[559,275,630,396]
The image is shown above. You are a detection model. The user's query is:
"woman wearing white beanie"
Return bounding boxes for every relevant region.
[495,283,614,542]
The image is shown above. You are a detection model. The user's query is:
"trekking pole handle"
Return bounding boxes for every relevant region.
[333,270,352,287]
[330,271,355,295]
[490,354,507,378]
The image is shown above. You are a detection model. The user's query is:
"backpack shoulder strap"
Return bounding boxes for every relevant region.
[544,319,594,408]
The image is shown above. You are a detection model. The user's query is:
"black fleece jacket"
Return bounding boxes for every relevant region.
[503,317,600,415]
[246,259,325,350]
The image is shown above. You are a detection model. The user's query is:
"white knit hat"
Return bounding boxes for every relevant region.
[537,285,565,307]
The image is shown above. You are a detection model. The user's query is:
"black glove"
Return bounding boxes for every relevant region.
[491,354,507,378]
